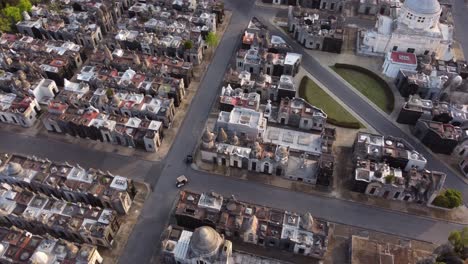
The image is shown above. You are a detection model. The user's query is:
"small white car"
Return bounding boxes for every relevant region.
[176,175,188,188]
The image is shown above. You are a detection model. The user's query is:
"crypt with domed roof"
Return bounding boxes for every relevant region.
[360,0,454,60]
[199,124,329,185]
[200,127,292,176]
[161,225,233,264]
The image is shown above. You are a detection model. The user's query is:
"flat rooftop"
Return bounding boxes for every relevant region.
[263,126,322,156]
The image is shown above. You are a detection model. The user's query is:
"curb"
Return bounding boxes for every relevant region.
[153,11,234,164]
[134,181,152,199]
[0,129,160,162]
[190,160,468,225]
[266,17,468,187]
[270,20,374,131]
[298,68,376,132]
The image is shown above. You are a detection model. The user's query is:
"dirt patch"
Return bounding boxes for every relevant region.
[100,182,150,263]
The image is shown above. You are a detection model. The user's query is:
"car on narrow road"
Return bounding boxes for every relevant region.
[176,175,188,188]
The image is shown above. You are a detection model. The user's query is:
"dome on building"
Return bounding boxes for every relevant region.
[275,146,289,161]
[300,212,315,231]
[217,128,228,143]
[21,80,31,89]
[17,70,27,81]
[0,244,4,255]
[230,133,239,146]
[241,215,258,233]
[267,53,275,63]
[2,162,23,176]
[30,251,49,264]
[201,129,215,150]
[250,142,263,159]
[223,84,233,96]
[190,226,223,257]
[404,0,441,15]
[257,73,266,83]
[202,129,214,143]
[445,75,463,91]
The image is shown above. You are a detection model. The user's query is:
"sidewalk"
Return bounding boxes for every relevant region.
[294,67,377,132]
[195,105,468,224]
[100,181,150,264]
[193,148,468,224]
[271,18,468,185]
[192,113,468,224]
[270,17,406,119]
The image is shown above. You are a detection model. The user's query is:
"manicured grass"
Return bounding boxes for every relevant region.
[299,77,363,129]
[331,66,394,113]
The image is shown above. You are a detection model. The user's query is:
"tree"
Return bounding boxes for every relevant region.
[433,195,450,208]
[3,6,21,23]
[183,40,193,50]
[448,227,468,259]
[105,88,114,98]
[384,174,395,184]
[205,31,219,48]
[445,189,462,208]
[17,0,32,12]
[433,189,463,209]
[0,15,12,32]
[433,228,468,264]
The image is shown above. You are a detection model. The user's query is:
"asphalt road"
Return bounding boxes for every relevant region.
[0,131,154,181]
[118,2,467,263]
[0,1,466,264]
[452,0,468,57]
[251,9,468,203]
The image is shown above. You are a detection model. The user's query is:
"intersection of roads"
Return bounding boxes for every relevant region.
[0,1,467,263]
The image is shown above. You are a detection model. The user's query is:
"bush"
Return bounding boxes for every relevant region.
[17,0,32,12]
[448,227,468,260]
[433,189,463,209]
[183,40,193,50]
[384,175,395,184]
[205,31,219,48]
[326,117,361,129]
[433,195,450,208]
[0,0,32,33]
[445,189,463,208]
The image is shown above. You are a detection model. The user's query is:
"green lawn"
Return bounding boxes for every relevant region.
[331,66,394,113]
[299,77,363,129]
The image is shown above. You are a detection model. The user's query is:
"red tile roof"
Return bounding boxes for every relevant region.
[390,52,417,65]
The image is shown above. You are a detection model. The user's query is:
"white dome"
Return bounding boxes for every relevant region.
[31,251,49,264]
[0,244,4,255]
[404,0,441,15]
[190,226,222,256]
[2,162,23,176]
[300,212,315,231]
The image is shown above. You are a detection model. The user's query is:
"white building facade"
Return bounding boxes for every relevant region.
[215,107,267,140]
[360,0,454,60]
[382,51,417,78]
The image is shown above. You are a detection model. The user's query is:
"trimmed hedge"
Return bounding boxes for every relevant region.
[433,189,463,209]
[326,117,362,129]
[334,63,395,113]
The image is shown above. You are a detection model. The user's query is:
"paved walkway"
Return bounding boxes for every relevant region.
[1,3,466,264]
[257,13,468,202]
